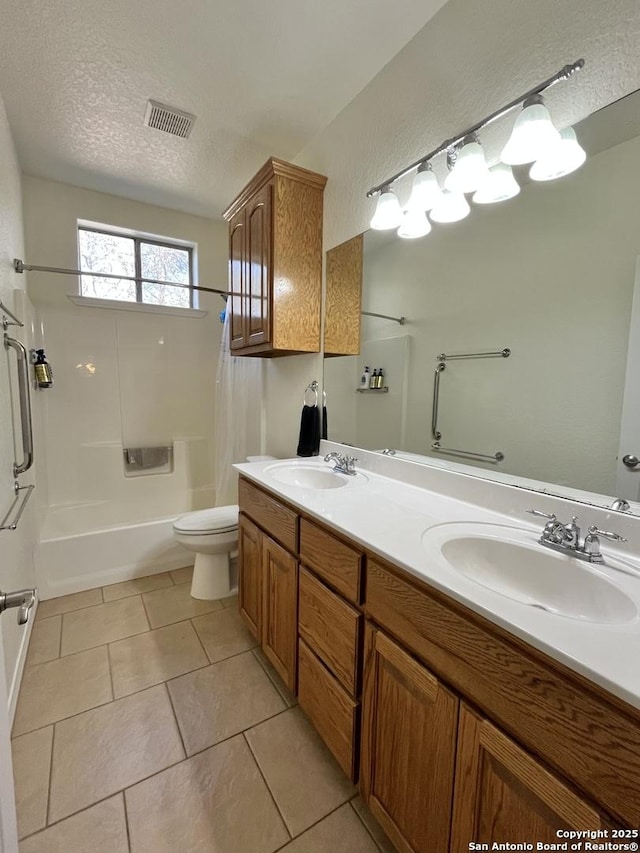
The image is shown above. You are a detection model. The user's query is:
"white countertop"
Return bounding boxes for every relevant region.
[234,449,640,710]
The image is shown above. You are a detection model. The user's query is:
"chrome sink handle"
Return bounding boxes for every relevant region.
[583,526,628,564]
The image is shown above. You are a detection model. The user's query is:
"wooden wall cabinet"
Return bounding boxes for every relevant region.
[223,158,327,357]
[324,234,363,357]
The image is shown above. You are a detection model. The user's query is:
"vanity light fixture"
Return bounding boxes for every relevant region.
[366,59,585,237]
[444,135,491,194]
[370,185,403,230]
[529,126,587,181]
[406,163,444,212]
[398,208,432,239]
[500,95,561,165]
[429,189,471,223]
[472,163,520,204]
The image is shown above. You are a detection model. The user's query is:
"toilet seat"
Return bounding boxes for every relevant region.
[173,505,239,535]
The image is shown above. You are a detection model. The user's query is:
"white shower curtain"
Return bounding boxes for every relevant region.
[213,309,264,506]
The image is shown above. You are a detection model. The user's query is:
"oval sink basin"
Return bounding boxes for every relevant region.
[421,523,637,625]
[265,463,353,490]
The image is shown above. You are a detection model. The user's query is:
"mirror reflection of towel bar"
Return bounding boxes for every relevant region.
[432,443,504,464]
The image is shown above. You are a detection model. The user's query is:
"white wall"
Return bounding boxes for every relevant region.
[0,91,37,712]
[262,0,640,457]
[22,177,228,528]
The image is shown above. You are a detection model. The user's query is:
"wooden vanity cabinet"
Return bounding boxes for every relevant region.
[361,624,458,853]
[238,478,299,691]
[451,704,605,853]
[223,158,327,357]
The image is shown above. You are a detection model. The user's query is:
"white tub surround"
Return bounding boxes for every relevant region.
[235,441,640,711]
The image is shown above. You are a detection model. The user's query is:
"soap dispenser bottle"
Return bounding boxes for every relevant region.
[33,349,53,388]
[369,369,378,389]
[360,366,370,389]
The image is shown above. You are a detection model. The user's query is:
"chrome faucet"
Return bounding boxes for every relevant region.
[324,452,358,476]
[527,509,627,564]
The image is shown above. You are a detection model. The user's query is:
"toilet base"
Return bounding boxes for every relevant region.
[190,552,233,600]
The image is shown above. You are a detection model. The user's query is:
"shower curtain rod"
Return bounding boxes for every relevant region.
[13,259,229,300]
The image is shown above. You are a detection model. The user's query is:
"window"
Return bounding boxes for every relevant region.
[78,226,195,309]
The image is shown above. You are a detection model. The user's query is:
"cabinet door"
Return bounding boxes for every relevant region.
[245,182,272,348]
[361,624,458,853]
[238,515,262,640]
[262,534,297,691]
[451,704,603,852]
[228,207,246,350]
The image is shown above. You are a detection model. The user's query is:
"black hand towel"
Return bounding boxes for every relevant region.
[322,405,328,440]
[297,405,321,456]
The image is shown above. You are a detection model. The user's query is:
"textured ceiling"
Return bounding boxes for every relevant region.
[0,0,449,218]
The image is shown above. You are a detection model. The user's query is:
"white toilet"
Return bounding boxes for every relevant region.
[172,455,276,600]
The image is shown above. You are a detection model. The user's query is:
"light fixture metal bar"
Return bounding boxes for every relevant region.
[13,259,229,299]
[366,59,585,197]
[361,310,406,325]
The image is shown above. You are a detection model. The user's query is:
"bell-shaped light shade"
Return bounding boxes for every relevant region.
[397,208,432,239]
[529,126,587,182]
[370,187,403,230]
[407,165,443,212]
[500,97,561,166]
[444,140,491,194]
[472,163,520,205]
[429,189,471,223]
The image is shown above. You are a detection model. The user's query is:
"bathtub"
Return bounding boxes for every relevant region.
[34,437,216,598]
[35,509,198,599]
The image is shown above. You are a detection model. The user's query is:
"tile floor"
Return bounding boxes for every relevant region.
[12,566,394,853]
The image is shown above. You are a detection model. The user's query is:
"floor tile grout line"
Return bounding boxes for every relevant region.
[163,681,188,760]
[19,704,299,843]
[188,616,213,664]
[242,730,292,842]
[45,721,56,829]
[106,643,116,702]
[122,791,132,853]
[348,798,388,853]
[271,800,354,852]
[59,624,151,661]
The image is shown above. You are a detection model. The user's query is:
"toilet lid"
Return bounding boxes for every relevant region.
[173,505,239,534]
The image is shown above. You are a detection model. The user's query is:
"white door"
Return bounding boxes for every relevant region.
[616,256,640,502]
[0,626,18,852]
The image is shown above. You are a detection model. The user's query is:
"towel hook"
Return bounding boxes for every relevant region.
[304,380,319,407]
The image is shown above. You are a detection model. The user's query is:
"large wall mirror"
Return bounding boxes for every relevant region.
[323,87,640,514]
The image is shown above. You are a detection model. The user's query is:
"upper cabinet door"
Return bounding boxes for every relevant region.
[324,234,363,357]
[451,703,605,852]
[228,208,246,350]
[245,182,272,348]
[361,624,459,853]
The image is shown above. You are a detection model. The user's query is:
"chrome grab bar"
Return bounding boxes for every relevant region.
[436,348,511,361]
[431,362,445,440]
[4,334,34,476]
[431,443,504,464]
[0,482,35,531]
[0,300,24,329]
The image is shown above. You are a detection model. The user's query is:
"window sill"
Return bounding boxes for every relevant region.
[67,295,208,319]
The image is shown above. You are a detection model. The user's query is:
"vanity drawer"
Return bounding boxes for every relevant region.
[298,567,361,696]
[298,638,359,781]
[365,558,640,826]
[299,518,363,604]
[238,477,298,553]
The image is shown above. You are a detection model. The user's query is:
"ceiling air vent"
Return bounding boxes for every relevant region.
[143,100,196,139]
